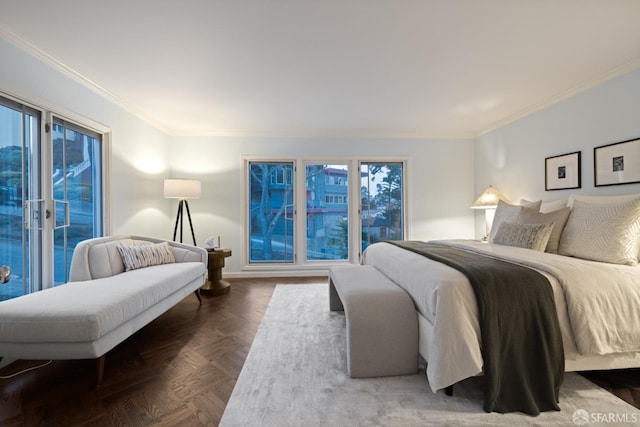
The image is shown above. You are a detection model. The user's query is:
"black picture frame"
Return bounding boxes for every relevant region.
[545,151,581,191]
[594,137,640,187]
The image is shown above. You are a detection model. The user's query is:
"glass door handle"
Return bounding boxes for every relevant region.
[24,199,45,230]
[53,200,70,229]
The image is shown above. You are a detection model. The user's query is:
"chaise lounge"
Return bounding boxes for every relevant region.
[0,235,207,383]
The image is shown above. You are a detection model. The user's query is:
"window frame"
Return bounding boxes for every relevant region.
[244,158,297,267]
[242,156,409,272]
[0,89,111,292]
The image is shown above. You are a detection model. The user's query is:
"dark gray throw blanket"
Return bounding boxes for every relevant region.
[388,241,564,416]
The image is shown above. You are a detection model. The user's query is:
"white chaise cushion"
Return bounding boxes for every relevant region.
[0,262,204,344]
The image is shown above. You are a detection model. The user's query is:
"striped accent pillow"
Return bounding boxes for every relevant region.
[117,241,176,271]
[493,221,554,252]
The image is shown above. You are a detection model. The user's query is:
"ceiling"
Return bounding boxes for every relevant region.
[0,0,639,138]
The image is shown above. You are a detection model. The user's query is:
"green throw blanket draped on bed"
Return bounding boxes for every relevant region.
[388,241,564,416]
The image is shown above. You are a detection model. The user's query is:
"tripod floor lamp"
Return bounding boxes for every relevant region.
[164,179,201,246]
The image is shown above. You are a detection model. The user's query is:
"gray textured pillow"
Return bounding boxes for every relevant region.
[558,198,640,265]
[493,221,554,252]
[519,206,571,253]
[489,200,542,242]
[117,241,176,271]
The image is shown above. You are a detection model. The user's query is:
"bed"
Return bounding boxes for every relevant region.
[361,193,640,402]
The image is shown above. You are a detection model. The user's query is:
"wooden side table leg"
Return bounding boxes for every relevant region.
[201,249,232,296]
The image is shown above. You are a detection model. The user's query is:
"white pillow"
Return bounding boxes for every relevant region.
[567,193,640,261]
[567,193,640,208]
[540,199,568,213]
[558,198,640,265]
[519,199,542,208]
[117,241,176,271]
[521,198,568,213]
[493,221,554,252]
[489,200,541,242]
[519,206,571,253]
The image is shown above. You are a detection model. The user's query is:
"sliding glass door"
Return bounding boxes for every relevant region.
[0,98,42,300]
[52,119,103,285]
[0,96,104,300]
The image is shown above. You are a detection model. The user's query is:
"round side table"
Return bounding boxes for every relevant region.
[200,248,232,296]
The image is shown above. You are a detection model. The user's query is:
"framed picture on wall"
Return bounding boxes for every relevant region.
[545,151,581,191]
[594,137,640,187]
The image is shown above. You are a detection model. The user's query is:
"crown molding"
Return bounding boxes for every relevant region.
[3,25,638,141]
[477,57,640,137]
[0,26,170,134]
[167,127,476,140]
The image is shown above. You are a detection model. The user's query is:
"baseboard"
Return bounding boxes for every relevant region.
[225,270,329,279]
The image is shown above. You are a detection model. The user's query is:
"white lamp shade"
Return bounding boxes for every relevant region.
[470,185,509,209]
[164,179,201,199]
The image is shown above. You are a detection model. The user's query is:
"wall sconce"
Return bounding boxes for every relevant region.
[164,179,201,246]
[470,185,509,239]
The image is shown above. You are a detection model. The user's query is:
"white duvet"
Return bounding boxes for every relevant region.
[361,240,640,392]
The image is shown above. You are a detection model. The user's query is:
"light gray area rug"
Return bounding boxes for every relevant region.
[220,284,638,426]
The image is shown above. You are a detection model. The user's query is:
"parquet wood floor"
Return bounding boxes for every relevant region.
[1,277,638,426]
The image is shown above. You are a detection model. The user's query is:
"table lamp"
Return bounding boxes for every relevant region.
[471,185,509,239]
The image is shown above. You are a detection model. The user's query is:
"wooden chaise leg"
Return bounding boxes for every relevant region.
[194,290,202,304]
[96,355,105,385]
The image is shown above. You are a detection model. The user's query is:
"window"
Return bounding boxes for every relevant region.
[244,157,406,268]
[307,163,349,261]
[248,161,295,263]
[361,162,404,251]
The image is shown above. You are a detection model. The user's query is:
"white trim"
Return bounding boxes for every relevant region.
[40,111,54,289]
[241,155,409,272]
[478,58,640,137]
[0,27,169,134]
[0,90,112,288]
[0,88,112,236]
[5,26,638,140]
[223,270,329,279]
[101,131,113,236]
[3,25,639,139]
[172,128,477,139]
[241,156,298,269]
[0,87,110,135]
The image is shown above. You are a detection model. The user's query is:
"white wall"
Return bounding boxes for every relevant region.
[0,36,174,238]
[169,136,476,274]
[474,69,640,238]
[5,29,639,273]
[0,35,477,275]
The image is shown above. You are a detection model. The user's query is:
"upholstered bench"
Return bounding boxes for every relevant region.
[329,265,418,378]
